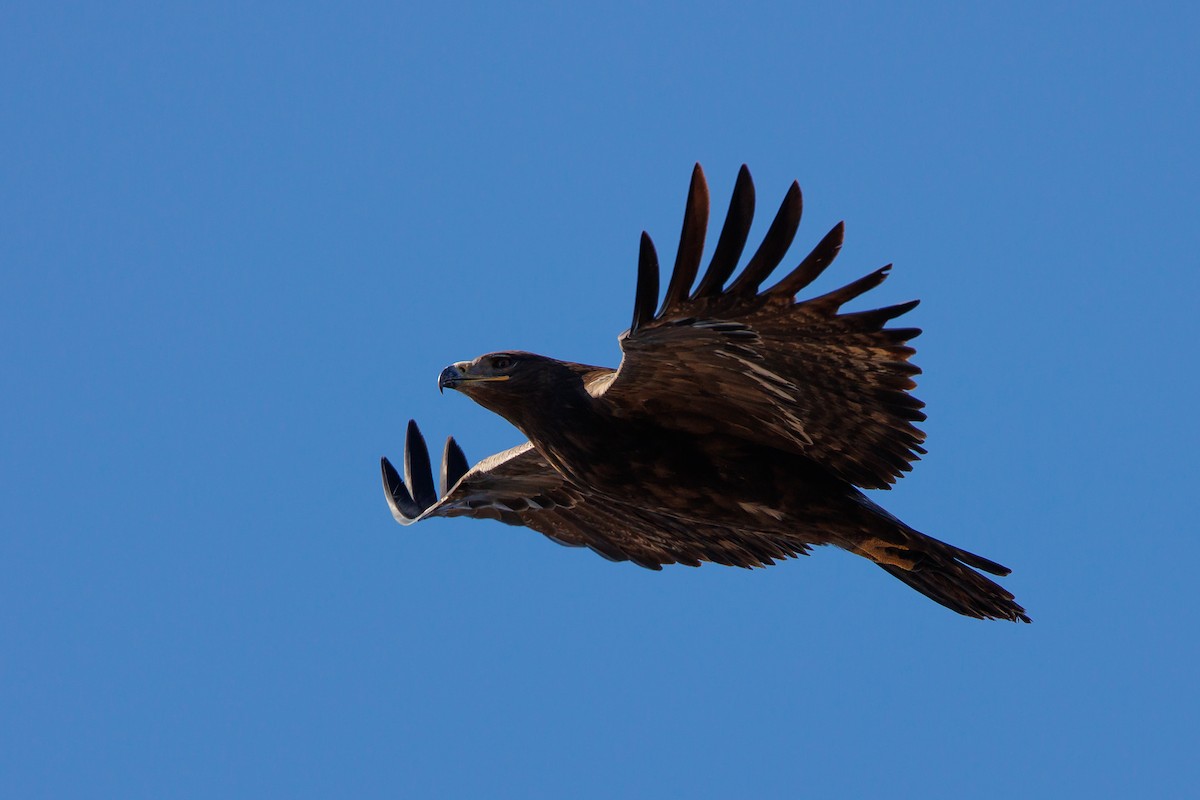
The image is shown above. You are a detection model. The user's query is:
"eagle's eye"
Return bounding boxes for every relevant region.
[490,355,514,371]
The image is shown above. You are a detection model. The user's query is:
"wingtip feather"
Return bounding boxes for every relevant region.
[770,221,846,297]
[728,179,802,295]
[661,164,710,315]
[632,231,660,332]
[695,165,756,298]
[403,420,438,510]
[381,455,421,522]
[441,436,469,496]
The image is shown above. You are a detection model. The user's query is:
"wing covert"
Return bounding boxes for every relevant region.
[381,420,814,569]
[601,165,927,489]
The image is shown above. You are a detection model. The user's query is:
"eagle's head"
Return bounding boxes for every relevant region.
[438,351,597,425]
[439,351,534,394]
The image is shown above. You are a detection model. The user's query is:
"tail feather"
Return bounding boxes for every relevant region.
[843,493,1028,621]
[940,541,1011,577]
[879,555,1031,623]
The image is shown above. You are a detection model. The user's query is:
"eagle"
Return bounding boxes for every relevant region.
[382,165,1029,623]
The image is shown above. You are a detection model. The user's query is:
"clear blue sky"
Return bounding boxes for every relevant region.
[3,2,1197,797]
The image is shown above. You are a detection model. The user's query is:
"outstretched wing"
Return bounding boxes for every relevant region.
[592,164,926,489]
[381,420,813,569]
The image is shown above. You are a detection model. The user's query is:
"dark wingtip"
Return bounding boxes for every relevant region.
[769,220,846,297]
[805,264,893,312]
[403,420,438,510]
[380,455,396,486]
[885,299,921,320]
[660,163,710,315]
[728,179,802,295]
[381,455,421,521]
[632,231,660,332]
[695,164,756,298]
[441,435,469,496]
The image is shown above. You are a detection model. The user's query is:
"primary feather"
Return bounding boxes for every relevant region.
[382,165,1029,623]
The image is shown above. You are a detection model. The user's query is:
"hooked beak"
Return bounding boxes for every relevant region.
[438,363,468,394]
[438,361,511,394]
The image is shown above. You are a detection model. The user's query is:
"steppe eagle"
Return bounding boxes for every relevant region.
[381,165,1029,623]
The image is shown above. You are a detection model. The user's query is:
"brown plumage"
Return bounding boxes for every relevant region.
[382,164,1029,623]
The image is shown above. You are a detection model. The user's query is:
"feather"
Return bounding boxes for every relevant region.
[441,436,469,497]
[660,163,710,315]
[727,180,802,295]
[380,164,1030,623]
[381,456,420,521]
[694,164,755,298]
[403,419,437,510]
[631,232,660,332]
[770,221,845,298]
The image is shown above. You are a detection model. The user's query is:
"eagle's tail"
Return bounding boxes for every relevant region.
[878,556,1027,623]
[841,495,1030,622]
[876,545,1031,623]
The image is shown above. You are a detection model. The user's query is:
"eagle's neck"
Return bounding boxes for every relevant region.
[503,377,613,482]
[508,378,601,441]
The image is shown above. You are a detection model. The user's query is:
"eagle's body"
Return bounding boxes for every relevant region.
[467,355,852,531]
[383,165,1030,622]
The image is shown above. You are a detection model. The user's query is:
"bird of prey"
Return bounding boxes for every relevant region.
[382,165,1029,623]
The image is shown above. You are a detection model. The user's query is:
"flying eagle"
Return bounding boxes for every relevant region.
[382,165,1029,623]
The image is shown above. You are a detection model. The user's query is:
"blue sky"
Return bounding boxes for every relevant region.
[3,2,1198,797]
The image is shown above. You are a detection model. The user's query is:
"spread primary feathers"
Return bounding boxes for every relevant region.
[382,164,1029,623]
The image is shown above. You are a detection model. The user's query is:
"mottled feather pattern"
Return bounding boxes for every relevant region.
[603,171,926,489]
[385,424,815,570]
[381,165,1030,622]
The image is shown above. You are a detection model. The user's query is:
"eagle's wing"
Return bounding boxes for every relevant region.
[381,420,812,569]
[592,164,926,489]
